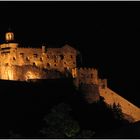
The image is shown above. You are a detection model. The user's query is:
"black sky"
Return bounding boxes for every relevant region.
[0,1,140,106]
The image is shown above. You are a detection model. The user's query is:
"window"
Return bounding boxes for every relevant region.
[13,57,16,60]
[60,55,64,60]
[26,57,29,61]
[33,54,38,58]
[40,57,43,61]
[20,53,24,57]
[47,63,50,67]
[33,62,36,66]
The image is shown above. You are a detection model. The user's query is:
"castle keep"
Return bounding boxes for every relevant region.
[1,31,140,122]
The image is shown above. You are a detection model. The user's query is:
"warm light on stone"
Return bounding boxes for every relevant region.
[25,71,41,80]
[0,32,77,81]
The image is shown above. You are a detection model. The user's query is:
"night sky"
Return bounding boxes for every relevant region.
[0,1,140,107]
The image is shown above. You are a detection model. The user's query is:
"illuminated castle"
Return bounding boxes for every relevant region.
[0,31,77,80]
[0,31,106,88]
[1,31,140,122]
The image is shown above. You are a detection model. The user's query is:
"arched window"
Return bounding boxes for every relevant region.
[60,55,64,60]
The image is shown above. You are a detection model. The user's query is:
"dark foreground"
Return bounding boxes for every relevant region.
[0,79,139,138]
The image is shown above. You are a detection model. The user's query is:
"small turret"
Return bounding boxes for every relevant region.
[5,31,14,42]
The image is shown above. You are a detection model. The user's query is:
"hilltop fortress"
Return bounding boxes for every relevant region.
[1,31,140,122]
[0,31,107,88]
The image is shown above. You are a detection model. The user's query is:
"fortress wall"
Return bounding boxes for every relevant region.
[73,67,99,85]
[62,45,77,69]
[0,45,78,80]
[0,53,11,65]
[44,46,77,71]
[0,47,44,67]
[0,65,65,81]
[16,48,43,66]
[0,65,47,81]
[0,44,78,75]
[0,65,14,80]
[43,48,64,71]
[79,84,100,103]
[99,88,140,122]
[0,45,76,79]
[15,65,47,81]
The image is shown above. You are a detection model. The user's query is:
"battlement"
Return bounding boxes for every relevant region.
[72,67,99,85]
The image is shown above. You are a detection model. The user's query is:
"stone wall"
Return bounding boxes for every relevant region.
[0,43,77,81]
[0,65,46,81]
[79,84,100,103]
[72,67,99,87]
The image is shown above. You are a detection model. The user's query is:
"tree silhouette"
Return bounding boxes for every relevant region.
[40,103,95,138]
[40,103,80,138]
[111,103,130,127]
[112,103,124,120]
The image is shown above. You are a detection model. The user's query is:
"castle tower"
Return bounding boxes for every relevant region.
[5,31,14,42]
